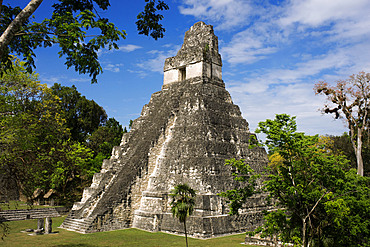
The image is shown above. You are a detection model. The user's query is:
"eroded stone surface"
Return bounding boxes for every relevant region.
[163,21,222,85]
[61,21,269,238]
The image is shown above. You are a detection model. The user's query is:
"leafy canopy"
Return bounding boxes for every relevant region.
[222,114,370,247]
[0,0,169,83]
[218,158,260,215]
[170,183,196,223]
[0,58,104,207]
[314,71,370,176]
[51,83,107,142]
[170,183,196,247]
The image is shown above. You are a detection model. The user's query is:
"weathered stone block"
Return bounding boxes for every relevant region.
[45,217,52,234]
[37,218,44,230]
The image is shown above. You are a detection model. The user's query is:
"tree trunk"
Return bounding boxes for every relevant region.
[356,128,364,176]
[184,220,188,247]
[302,218,308,247]
[350,126,364,176]
[0,0,43,58]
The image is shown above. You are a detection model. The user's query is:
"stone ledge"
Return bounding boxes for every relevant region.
[0,207,68,222]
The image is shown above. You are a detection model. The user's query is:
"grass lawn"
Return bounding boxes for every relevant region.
[1,217,260,247]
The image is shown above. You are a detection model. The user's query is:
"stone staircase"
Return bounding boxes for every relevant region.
[60,148,127,233]
[0,207,68,222]
[59,211,95,233]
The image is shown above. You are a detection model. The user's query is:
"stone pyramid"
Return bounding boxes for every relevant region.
[61,21,269,238]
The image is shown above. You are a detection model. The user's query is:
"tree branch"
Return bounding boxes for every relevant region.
[0,0,44,59]
[14,32,99,39]
[305,189,331,222]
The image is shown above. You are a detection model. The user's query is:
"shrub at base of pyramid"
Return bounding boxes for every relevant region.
[60,21,270,238]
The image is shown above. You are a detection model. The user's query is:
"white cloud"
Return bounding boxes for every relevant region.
[137,53,167,74]
[216,0,370,66]
[279,0,370,46]
[280,0,370,27]
[41,74,91,85]
[118,44,142,52]
[104,63,124,73]
[70,78,91,83]
[98,44,142,56]
[179,0,253,30]
[127,69,148,78]
[228,80,347,136]
[40,75,63,84]
[221,29,278,64]
[226,46,360,95]
[179,0,370,136]
[137,45,180,74]
[224,43,370,136]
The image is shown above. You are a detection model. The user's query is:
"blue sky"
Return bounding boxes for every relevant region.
[7,0,370,137]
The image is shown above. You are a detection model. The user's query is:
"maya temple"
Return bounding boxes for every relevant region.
[60,21,269,238]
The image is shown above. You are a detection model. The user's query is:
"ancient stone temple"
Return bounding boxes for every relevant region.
[61,21,269,238]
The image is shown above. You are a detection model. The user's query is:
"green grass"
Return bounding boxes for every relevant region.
[1,217,260,247]
[0,201,63,210]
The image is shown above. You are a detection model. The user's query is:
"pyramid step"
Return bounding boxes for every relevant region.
[60,217,95,233]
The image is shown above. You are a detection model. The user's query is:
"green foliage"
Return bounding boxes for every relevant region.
[136,0,169,40]
[255,113,298,155]
[87,117,123,158]
[45,140,95,206]
[51,83,107,142]
[0,58,69,199]
[0,59,100,207]
[225,114,370,247]
[1,0,169,83]
[330,132,370,175]
[219,159,260,215]
[170,184,196,223]
[170,183,196,247]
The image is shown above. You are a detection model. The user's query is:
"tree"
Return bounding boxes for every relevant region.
[87,117,123,158]
[51,83,107,142]
[45,140,95,206]
[0,58,96,206]
[0,58,68,199]
[223,114,370,247]
[0,0,169,83]
[170,184,196,247]
[218,158,260,215]
[329,132,370,175]
[314,72,370,176]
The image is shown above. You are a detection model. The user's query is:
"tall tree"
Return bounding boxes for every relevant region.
[0,58,96,206]
[329,132,370,175]
[314,72,370,176]
[0,0,169,83]
[223,114,370,247]
[0,58,69,199]
[170,184,196,247]
[87,117,123,158]
[51,83,107,142]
